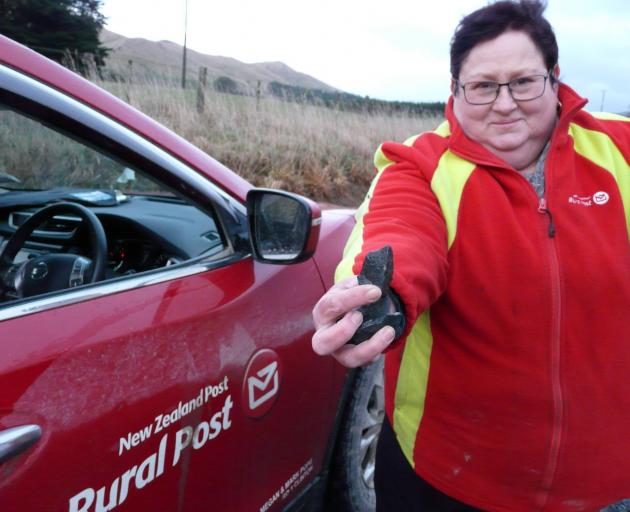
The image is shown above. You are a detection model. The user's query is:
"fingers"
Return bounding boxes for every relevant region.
[312,308,363,355]
[330,325,396,368]
[312,277,394,368]
[312,277,381,330]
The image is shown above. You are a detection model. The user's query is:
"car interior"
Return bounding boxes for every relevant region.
[0,93,239,308]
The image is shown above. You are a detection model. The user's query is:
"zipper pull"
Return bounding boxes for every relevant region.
[537,198,556,238]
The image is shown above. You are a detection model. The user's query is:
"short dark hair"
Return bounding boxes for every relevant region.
[450,0,558,80]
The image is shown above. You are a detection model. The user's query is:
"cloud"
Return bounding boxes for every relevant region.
[546,2,630,111]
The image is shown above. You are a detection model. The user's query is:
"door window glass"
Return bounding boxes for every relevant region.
[0,102,225,307]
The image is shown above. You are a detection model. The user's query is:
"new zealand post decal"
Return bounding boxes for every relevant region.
[242,349,281,418]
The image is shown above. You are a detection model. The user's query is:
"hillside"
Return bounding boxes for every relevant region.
[100,29,338,94]
[92,30,444,205]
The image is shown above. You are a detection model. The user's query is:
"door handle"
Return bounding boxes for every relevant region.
[0,424,42,464]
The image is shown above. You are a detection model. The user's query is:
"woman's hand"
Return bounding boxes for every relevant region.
[312,276,397,368]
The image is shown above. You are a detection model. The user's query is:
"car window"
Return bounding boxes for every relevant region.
[0,98,231,313]
[0,105,160,193]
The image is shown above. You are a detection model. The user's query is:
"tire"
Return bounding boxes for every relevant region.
[328,357,384,512]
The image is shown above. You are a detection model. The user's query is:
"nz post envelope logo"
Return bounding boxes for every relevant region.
[242,349,281,418]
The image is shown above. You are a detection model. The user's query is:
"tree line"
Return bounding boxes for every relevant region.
[0,0,108,74]
[267,81,445,116]
[210,76,445,116]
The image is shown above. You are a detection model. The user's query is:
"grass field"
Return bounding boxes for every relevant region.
[95,72,443,206]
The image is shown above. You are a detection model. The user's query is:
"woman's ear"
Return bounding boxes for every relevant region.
[552,64,560,86]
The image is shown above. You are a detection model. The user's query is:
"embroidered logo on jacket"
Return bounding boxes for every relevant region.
[568,191,609,207]
[593,191,610,205]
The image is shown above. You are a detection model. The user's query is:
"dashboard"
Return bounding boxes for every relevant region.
[107,238,180,276]
[0,192,225,284]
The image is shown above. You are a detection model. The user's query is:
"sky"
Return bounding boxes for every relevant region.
[101,0,630,114]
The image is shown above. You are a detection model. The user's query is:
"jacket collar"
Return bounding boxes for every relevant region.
[444,83,588,170]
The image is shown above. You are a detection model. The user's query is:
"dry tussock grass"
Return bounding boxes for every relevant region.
[96,73,443,206]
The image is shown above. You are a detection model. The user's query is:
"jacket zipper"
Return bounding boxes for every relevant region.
[534,196,563,511]
[537,198,555,238]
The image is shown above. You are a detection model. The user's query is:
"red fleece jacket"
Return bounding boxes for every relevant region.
[336,84,630,511]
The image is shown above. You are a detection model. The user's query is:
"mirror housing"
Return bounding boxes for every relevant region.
[246,189,321,264]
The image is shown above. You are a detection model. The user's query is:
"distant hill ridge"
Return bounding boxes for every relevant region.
[100,29,338,94]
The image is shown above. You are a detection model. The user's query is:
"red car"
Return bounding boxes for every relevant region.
[0,36,383,511]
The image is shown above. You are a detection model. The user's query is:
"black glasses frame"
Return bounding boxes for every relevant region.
[457,73,551,105]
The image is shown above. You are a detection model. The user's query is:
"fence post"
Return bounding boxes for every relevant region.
[125,59,133,104]
[196,66,208,114]
[256,80,261,111]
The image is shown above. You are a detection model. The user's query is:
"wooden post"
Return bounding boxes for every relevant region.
[256,80,261,111]
[125,59,133,103]
[197,67,207,113]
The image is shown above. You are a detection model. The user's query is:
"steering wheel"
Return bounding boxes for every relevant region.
[0,202,107,299]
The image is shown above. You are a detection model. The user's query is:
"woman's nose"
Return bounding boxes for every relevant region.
[492,85,518,112]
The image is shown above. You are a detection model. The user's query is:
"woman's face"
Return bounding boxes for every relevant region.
[452,30,559,171]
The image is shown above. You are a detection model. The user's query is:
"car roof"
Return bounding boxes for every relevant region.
[0,35,251,203]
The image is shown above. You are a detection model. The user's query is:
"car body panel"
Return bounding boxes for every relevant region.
[1,258,339,511]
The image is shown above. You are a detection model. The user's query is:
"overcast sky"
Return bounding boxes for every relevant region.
[101,0,630,113]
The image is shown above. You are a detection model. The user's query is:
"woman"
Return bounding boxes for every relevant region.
[312,1,630,510]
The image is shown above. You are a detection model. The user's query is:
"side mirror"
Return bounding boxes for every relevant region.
[246,189,321,264]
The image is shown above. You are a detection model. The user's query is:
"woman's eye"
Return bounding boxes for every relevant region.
[514,77,534,86]
[470,81,495,91]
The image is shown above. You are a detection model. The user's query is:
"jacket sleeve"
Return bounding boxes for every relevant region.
[335,138,449,338]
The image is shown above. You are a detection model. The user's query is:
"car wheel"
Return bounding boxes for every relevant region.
[329,357,384,512]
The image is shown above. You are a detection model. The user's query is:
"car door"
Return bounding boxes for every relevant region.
[0,62,337,511]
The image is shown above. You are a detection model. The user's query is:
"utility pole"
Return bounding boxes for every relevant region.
[600,89,606,112]
[182,0,188,89]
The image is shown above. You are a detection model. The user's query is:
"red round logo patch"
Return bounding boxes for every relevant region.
[241,349,281,418]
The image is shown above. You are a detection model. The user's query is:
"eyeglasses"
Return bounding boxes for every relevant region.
[456,74,550,105]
